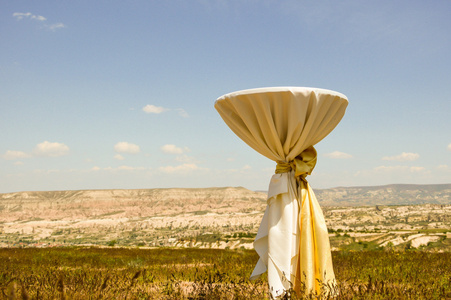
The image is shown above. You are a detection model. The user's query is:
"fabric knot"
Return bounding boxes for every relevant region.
[275,146,317,181]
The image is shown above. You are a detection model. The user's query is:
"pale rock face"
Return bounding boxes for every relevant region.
[0,187,269,249]
[0,185,450,249]
[0,187,267,222]
[410,236,440,248]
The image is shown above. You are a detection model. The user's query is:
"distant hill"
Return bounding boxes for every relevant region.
[0,187,267,222]
[1,185,450,250]
[1,184,450,221]
[314,183,451,206]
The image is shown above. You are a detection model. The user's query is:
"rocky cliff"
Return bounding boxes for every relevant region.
[0,187,267,222]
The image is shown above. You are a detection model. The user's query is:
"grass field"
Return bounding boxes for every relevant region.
[0,247,450,299]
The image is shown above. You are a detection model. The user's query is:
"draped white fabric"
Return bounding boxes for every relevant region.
[215,87,348,297]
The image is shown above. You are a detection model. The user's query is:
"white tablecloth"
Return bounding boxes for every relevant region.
[215,87,348,297]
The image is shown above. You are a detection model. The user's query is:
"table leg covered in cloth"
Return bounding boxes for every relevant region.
[214,87,348,297]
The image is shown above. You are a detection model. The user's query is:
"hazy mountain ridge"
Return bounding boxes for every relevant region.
[315,183,451,206]
[1,185,450,250]
[1,184,451,221]
[0,187,268,222]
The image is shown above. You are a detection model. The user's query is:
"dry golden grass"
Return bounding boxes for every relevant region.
[0,247,449,299]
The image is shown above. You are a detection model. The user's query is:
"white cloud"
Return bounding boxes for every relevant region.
[142,105,188,117]
[409,166,425,173]
[114,154,125,160]
[14,161,24,166]
[220,164,257,175]
[3,150,31,160]
[117,165,145,171]
[324,151,353,159]
[32,168,60,174]
[159,163,203,174]
[91,166,101,171]
[46,23,65,31]
[447,143,451,151]
[176,154,197,163]
[114,142,140,154]
[101,166,146,172]
[161,144,189,154]
[176,108,189,118]
[142,104,168,114]
[13,12,31,20]
[34,141,69,157]
[374,166,407,172]
[382,152,419,161]
[374,165,425,173]
[13,12,65,31]
[437,164,449,170]
[13,12,46,21]
[32,15,47,21]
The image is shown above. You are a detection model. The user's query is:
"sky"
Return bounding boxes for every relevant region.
[1,0,450,193]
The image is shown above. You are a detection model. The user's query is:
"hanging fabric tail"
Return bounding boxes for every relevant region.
[259,146,337,297]
[296,180,337,296]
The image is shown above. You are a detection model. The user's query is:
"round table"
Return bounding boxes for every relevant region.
[215,87,348,297]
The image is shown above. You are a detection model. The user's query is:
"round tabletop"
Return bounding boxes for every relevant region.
[216,86,347,102]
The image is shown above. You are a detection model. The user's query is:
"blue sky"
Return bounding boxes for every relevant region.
[1,0,450,193]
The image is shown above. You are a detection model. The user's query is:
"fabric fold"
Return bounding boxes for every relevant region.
[215,87,348,298]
